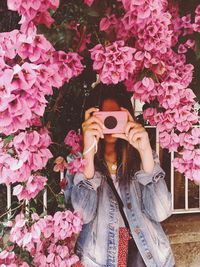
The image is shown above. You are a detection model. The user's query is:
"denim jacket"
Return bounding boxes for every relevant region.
[70,152,175,267]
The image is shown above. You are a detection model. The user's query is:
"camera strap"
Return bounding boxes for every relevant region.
[106,174,133,239]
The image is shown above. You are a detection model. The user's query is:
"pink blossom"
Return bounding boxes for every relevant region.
[0,250,16,265]
[48,51,84,84]
[8,210,83,266]
[131,77,156,103]
[53,156,68,172]
[159,131,180,152]
[181,14,194,36]
[100,15,118,32]
[7,0,59,33]
[178,44,187,54]
[173,149,200,183]
[157,82,184,109]
[67,156,87,175]
[90,41,136,84]
[154,110,176,132]
[173,106,199,132]
[0,128,52,185]
[143,107,157,126]
[12,128,53,172]
[64,130,82,154]
[179,128,200,150]
[13,175,47,201]
[84,0,94,6]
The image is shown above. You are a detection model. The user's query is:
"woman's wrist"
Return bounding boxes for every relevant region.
[139,145,155,174]
[83,151,95,179]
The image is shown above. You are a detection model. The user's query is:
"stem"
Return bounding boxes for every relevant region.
[52,89,63,113]
[0,201,25,220]
[93,26,102,45]
[46,183,58,199]
[75,25,87,52]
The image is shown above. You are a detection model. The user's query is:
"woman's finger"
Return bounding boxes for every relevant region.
[128,128,144,143]
[83,116,104,129]
[131,131,147,143]
[87,124,104,138]
[84,107,99,121]
[124,122,142,137]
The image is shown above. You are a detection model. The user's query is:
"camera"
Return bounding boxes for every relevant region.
[94,111,128,134]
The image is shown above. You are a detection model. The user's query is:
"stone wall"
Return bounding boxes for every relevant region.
[162,214,200,267]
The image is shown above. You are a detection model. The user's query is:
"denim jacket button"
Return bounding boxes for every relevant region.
[127,202,132,209]
[134,226,141,234]
[153,172,164,182]
[146,251,153,260]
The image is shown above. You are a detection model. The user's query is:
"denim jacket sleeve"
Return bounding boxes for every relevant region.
[71,171,102,224]
[135,151,172,222]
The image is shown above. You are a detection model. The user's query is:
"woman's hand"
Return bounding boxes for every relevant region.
[82,107,104,158]
[112,107,151,153]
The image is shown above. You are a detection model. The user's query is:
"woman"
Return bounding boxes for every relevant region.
[70,84,175,267]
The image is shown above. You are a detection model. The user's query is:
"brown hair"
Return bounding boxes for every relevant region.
[84,83,141,181]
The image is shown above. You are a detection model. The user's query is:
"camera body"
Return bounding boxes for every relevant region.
[94,111,128,134]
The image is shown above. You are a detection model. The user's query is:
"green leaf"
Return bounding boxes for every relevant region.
[7,241,14,247]
[4,135,14,144]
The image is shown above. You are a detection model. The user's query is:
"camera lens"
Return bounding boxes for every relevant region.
[104,116,117,129]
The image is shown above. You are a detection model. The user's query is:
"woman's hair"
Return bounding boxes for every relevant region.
[84,83,141,181]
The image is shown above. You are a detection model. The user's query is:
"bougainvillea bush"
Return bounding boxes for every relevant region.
[0,0,199,265]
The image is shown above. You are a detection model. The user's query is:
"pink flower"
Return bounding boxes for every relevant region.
[7,0,59,33]
[0,250,16,265]
[48,51,84,84]
[64,130,82,154]
[178,44,187,54]
[0,128,52,185]
[173,149,200,183]
[181,14,194,36]
[13,128,53,172]
[100,15,118,32]
[159,131,180,152]
[131,77,156,103]
[67,156,87,175]
[13,175,47,201]
[174,106,199,132]
[143,108,157,126]
[157,82,182,109]
[84,0,94,7]
[154,110,176,132]
[179,128,200,150]
[90,41,136,84]
[53,156,68,172]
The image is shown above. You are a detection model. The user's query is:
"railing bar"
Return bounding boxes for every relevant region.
[43,186,47,213]
[185,176,189,210]
[199,185,200,208]
[171,151,175,211]
[60,171,64,181]
[7,184,12,220]
[25,199,29,215]
[156,127,159,157]
[172,208,200,214]
[60,171,64,193]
